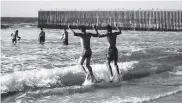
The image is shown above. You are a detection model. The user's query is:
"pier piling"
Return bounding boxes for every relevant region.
[38,10,182,31]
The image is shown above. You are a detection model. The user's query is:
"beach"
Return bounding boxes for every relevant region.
[1,19,182,103]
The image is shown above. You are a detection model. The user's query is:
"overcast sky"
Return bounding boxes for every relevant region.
[1,0,182,17]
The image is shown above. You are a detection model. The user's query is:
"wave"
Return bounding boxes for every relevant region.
[4,83,182,103]
[0,61,137,94]
[169,66,182,76]
[1,61,173,96]
[122,62,173,80]
[103,86,182,103]
[13,82,124,101]
[1,23,37,29]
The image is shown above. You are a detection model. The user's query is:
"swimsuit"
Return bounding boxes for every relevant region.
[63,39,68,45]
[82,48,92,58]
[39,36,45,43]
[107,47,118,61]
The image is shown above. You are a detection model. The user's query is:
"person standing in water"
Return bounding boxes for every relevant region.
[61,28,68,45]
[98,24,122,81]
[11,30,21,44]
[68,25,99,83]
[38,28,45,44]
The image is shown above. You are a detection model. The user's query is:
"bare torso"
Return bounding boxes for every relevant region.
[64,31,68,39]
[12,32,18,39]
[12,33,16,39]
[106,33,117,48]
[79,33,91,50]
[62,31,68,39]
[40,31,45,37]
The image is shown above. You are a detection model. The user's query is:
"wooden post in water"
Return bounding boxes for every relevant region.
[97,15,99,26]
[169,11,172,30]
[174,11,176,30]
[141,9,143,29]
[133,9,136,30]
[161,11,163,30]
[178,11,180,30]
[152,10,154,30]
[122,10,125,29]
[158,10,160,30]
[154,10,157,30]
[177,11,178,30]
[156,10,158,30]
[149,10,151,30]
[127,10,129,29]
[176,11,178,30]
[177,11,180,30]
[166,11,168,30]
[172,11,174,30]
[145,11,147,30]
[169,11,171,30]
[146,10,149,30]
[166,11,169,30]
[179,11,182,31]
[144,10,146,29]
[171,10,173,30]
[159,10,161,30]
[159,10,162,30]
[137,10,140,29]
[138,9,141,29]
[164,10,166,30]
[151,9,154,30]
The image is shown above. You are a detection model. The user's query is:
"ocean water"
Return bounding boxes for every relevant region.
[1,23,182,103]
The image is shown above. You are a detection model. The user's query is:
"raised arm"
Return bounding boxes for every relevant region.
[87,33,99,37]
[89,25,99,37]
[68,25,82,36]
[93,25,110,38]
[99,33,108,38]
[113,26,122,35]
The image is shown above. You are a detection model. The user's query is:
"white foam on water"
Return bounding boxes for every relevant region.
[82,78,93,86]
[103,86,182,103]
[170,71,182,76]
[0,61,139,93]
[169,66,182,76]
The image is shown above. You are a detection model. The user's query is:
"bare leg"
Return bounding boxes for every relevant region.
[86,57,96,82]
[13,39,17,44]
[114,58,120,75]
[15,39,17,43]
[79,56,87,74]
[106,59,113,77]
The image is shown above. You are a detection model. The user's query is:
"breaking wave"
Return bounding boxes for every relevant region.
[1,60,174,97]
[1,61,138,94]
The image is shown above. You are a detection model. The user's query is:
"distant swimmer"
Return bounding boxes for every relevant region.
[11,30,21,44]
[38,28,45,44]
[98,24,122,81]
[68,25,99,83]
[61,28,68,45]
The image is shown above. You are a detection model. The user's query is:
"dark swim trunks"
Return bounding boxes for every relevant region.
[40,36,45,43]
[107,47,118,61]
[82,49,92,58]
[63,39,68,45]
[12,38,16,43]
